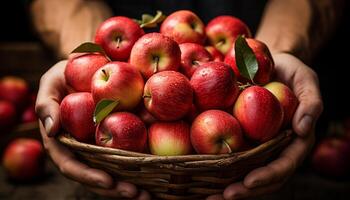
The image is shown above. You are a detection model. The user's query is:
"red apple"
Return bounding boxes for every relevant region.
[137,105,157,126]
[311,137,350,178]
[144,71,193,121]
[2,138,45,181]
[95,16,145,61]
[191,110,243,154]
[0,100,16,130]
[96,112,147,152]
[149,121,192,156]
[91,61,144,110]
[60,92,95,142]
[206,16,251,55]
[225,38,274,85]
[264,82,298,127]
[0,76,29,107]
[160,10,205,44]
[65,53,109,92]
[190,61,239,111]
[233,86,284,143]
[21,105,37,123]
[179,43,212,78]
[129,33,181,79]
[205,46,224,62]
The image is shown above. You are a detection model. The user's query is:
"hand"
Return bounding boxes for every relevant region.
[207,53,323,200]
[35,61,150,199]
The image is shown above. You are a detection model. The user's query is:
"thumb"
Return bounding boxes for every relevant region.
[35,61,68,137]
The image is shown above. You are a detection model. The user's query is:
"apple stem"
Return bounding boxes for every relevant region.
[102,69,109,81]
[116,37,121,49]
[223,140,232,154]
[238,82,252,90]
[216,40,225,48]
[192,60,200,66]
[143,94,151,98]
[153,56,159,73]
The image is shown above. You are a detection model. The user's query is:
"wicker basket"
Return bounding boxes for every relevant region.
[58,130,293,200]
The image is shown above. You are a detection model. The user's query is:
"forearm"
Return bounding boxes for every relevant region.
[30,0,112,59]
[255,0,344,63]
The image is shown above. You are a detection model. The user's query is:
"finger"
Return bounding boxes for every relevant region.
[35,60,68,136]
[85,181,138,199]
[206,194,225,200]
[223,181,283,200]
[274,54,323,137]
[243,133,314,189]
[135,189,152,200]
[39,121,113,189]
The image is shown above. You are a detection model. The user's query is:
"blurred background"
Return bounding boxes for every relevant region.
[0,1,350,200]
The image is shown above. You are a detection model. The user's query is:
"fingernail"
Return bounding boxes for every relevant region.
[300,115,313,135]
[96,181,110,189]
[120,191,132,198]
[44,117,53,136]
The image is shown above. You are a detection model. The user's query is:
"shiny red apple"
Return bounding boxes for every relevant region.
[0,100,16,130]
[0,76,29,107]
[205,46,224,62]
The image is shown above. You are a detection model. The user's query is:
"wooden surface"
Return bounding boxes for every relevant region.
[1,160,350,200]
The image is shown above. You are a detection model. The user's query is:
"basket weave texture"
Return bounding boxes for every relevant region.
[58,130,293,200]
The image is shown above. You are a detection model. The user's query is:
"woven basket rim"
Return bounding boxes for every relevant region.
[57,129,293,164]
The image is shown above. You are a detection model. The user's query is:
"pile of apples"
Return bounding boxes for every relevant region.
[60,10,298,156]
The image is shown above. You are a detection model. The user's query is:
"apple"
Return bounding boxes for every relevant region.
[205,46,224,62]
[149,121,192,156]
[2,138,45,181]
[65,53,109,92]
[143,71,193,121]
[137,105,157,126]
[91,61,144,110]
[190,110,243,154]
[129,33,181,79]
[96,112,147,152]
[184,103,199,123]
[225,38,274,85]
[160,10,205,44]
[0,100,16,130]
[21,105,37,123]
[95,16,145,61]
[264,82,298,127]
[206,16,251,55]
[190,61,239,111]
[233,86,284,143]
[144,71,193,121]
[0,76,29,107]
[311,137,350,178]
[60,92,95,142]
[179,43,212,78]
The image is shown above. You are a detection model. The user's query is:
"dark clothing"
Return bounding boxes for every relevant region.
[106,0,268,35]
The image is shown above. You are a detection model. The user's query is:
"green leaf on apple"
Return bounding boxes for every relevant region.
[136,10,166,28]
[93,99,119,124]
[71,42,106,55]
[234,35,258,82]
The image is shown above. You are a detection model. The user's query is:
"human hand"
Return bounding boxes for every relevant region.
[207,53,323,200]
[35,61,150,199]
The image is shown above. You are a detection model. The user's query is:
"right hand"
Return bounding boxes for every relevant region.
[35,61,150,199]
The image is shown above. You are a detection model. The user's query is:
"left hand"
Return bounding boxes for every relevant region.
[207,53,323,200]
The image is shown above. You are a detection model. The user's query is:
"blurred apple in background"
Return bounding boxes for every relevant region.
[21,105,37,123]
[0,100,16,130]
[130,33,181,79]
[149,121,192,156]
[65,53,109,92]
[96,112,147,152]
[160,10,205,44]
[2,138,45,181]
[0,76,29,108]
[60,92,96,143]
[191,110,243,154]
[312,137,350,178]
[206,15,251,55]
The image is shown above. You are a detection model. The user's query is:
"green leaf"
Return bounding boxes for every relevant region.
[234,35,258,82]
[71,42,106,55]
[93,99,119,124]
[138,10,166,28]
